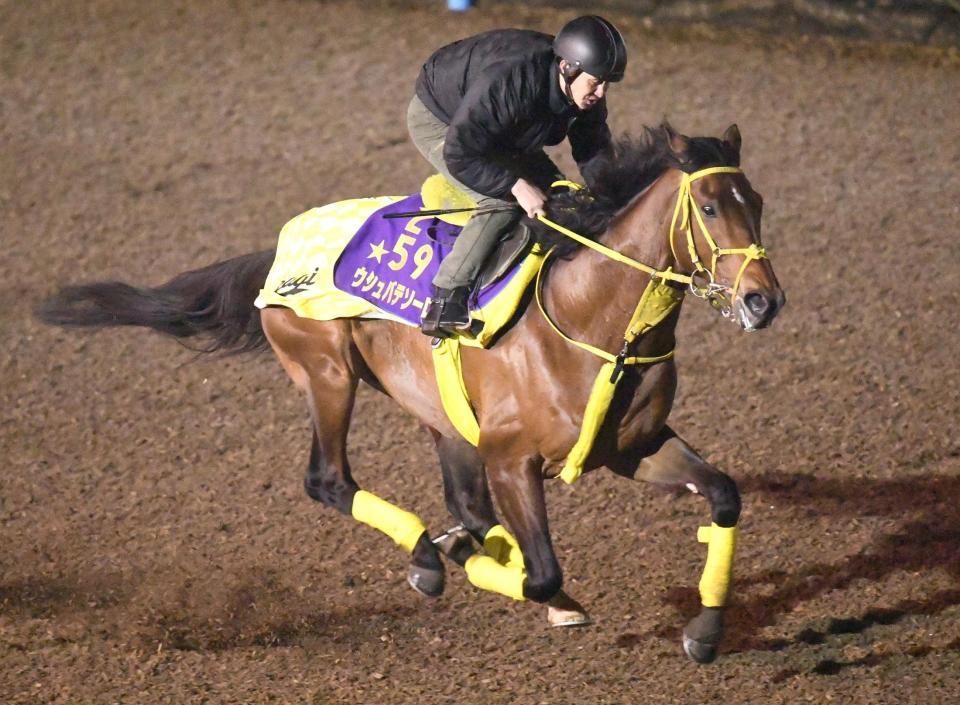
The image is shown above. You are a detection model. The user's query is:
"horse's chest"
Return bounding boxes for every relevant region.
[532,362,677,475]
[606,364,678,453]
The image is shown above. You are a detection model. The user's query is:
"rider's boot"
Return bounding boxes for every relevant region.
[421,207,520,338]
[420,285,471,338]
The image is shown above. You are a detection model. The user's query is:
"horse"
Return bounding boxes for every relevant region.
[37,123,784,663]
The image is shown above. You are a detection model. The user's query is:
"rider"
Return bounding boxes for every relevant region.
[408,15,627,337]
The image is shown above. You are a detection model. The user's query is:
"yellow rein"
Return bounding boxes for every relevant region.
[536,165,768,361]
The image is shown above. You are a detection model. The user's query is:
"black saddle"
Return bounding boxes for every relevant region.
[473,221,533,294]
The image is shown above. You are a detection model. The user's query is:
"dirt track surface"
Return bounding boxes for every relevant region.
[3,1,960,703]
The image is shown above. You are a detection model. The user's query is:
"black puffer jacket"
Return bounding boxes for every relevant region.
[415,29,612,199]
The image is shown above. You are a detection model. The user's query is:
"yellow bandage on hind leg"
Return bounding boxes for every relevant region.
[351,490,427,555]
[465,554,526,600]
[697,523,738,608]
[483,525,524,568]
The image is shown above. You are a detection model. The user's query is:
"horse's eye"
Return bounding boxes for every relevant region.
[702,204,716,218]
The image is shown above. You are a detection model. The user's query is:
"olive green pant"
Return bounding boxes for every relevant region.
[406,95,561,290]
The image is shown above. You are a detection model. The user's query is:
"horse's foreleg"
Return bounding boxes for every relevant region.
[433,434,589,626]
[433,433,497,544]
[476,455,562,604]
[611,426,741,664]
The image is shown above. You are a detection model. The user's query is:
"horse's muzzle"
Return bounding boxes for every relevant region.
[735,289,785,331]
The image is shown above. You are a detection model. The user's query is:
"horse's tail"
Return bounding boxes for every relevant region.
[35,249,277,355]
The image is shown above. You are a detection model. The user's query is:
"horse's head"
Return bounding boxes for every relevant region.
[664,124,785,331]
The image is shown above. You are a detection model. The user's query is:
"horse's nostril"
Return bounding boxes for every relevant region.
[744,292,770,316]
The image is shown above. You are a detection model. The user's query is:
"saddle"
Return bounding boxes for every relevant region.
[420,174,532,294]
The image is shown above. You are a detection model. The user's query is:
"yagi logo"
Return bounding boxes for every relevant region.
[275,268,319,296]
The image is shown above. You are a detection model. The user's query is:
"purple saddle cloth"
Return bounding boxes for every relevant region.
[332,194,522,326]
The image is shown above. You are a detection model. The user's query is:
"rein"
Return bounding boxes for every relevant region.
[535,165,769,358]
[534,166,767,483]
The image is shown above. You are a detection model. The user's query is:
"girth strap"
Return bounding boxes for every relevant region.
[534,256,684,484]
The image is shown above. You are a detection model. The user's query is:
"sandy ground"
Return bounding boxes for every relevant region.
[2,1,959,703]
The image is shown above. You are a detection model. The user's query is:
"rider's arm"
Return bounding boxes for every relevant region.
[443,64,529,200]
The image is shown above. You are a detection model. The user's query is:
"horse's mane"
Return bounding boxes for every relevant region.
[532,122,741,257]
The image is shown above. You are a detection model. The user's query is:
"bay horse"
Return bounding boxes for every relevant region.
[37,123,784,663]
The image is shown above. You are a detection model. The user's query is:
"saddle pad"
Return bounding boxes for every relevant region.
[256,193,544,346]
[254,197,406,323]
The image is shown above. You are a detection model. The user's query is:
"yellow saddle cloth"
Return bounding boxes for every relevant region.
[254,176,544,348]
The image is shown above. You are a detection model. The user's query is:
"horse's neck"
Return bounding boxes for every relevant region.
[542,171,683,355]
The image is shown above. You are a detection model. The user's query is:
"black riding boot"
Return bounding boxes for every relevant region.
[420,286,471,338]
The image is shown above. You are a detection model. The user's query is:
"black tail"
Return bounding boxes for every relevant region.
[35,249,277,355]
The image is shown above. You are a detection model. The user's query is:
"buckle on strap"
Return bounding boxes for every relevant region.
[610,340,629,383]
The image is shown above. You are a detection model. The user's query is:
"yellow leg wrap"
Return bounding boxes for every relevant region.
[350,490,427,555]
[697,523,738,607]
[483,525,524,568]
[465,554,526,600]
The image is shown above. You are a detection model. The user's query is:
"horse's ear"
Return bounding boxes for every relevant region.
[722,124,742,156]
[662,122,688,158]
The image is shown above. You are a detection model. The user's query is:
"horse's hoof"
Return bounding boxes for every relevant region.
[682,631,718,664]
[682,606,723,663]
[546,591,592,628]
[547,606,592,628]
[407,564,444,598]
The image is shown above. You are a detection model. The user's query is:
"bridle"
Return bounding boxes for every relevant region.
[539,166,768,320]
[667,166,767,317]
[534,166,770,483]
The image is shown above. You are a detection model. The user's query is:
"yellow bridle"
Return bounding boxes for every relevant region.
[535,167,769,483]
[667,166,768,308]
[541,166,767,311]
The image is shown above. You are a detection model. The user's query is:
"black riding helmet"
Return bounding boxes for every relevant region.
[553,15,627,83]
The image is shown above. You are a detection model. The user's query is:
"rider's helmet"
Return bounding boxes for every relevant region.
[553,15,628,83]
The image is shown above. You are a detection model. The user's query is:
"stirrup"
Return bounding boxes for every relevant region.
[420,287,471,337]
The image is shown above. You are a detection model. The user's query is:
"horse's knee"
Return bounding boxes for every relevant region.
[523,561,563,603]
[703,472,740,527]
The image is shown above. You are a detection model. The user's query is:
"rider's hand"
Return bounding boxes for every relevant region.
[511,178,547,219]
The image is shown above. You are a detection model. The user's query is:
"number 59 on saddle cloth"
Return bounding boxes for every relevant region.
[254,182,544,348]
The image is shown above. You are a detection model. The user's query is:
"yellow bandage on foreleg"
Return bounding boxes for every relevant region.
[483,525,524,568]
[465,554,526,600]
[697,523,738,607]
[351,490,427,554]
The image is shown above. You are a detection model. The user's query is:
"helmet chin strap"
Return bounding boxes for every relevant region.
[559,64,578,105]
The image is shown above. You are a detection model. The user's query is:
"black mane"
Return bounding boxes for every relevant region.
[531,123,741,256]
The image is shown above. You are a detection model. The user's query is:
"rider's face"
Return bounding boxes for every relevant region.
[563,67,608,110]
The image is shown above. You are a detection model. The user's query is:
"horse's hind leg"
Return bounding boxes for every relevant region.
[431,433,590,626]
[261,309,445,597]
[610,426,741,664]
